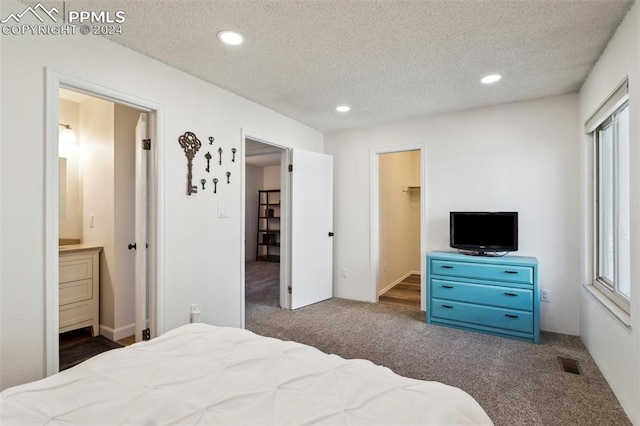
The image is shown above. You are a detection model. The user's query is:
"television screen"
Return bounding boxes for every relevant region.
[450,212,518,254]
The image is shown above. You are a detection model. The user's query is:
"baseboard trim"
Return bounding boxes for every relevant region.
[379,271,414,296]
[99,323,135,342]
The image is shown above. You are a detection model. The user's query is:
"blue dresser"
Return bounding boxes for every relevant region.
[427,251,540,343]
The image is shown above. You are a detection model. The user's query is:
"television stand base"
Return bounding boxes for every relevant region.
[457,249,508,257]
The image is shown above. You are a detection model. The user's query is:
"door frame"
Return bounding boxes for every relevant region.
[44,69,165,375]
[240,130,292,328]
[370,145,427,309]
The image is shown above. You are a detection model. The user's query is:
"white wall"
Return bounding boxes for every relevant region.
[326,93,581,335]
[263,165,281,190]
[0,0,323,389]
[578,3,639,423]
[378,151,420,293]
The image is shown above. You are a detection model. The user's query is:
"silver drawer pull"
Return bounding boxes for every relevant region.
[442,304,454,309]
[441,285,454,289]
[441,265,453,269]
[505,314,519,319]
[503,292,518,297]
[504,270,518,274]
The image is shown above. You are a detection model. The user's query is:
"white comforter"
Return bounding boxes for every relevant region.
[1,324,493,425]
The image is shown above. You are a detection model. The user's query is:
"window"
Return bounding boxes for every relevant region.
[592,94,630,314]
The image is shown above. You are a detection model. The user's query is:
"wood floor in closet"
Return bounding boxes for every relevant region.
[378,274,421,309]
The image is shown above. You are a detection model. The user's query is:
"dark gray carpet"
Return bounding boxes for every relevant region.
[59,336,123,371]
[245,263,631,426]
[245,260,280,308]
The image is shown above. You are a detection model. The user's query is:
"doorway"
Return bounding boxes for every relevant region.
[57,88,148,368]
[241,134,334,327]
[242,134,292,330]
[372,147,426,310]
[244,138,286,313]
[241,131,334,328]
[45,70,164,376]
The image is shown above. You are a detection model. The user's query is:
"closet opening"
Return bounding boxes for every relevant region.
[374,149,424,310]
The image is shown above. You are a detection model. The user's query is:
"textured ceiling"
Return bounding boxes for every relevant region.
[38,0,634,132]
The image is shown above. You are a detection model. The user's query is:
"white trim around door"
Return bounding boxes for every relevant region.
[45,68,165,376]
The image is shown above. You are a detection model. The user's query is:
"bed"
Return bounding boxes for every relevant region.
[1,323,493,425]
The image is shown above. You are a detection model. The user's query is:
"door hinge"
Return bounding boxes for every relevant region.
[142,138,151,151]
[288,164,293,172]
[142,328,151,341]
[288,286,292,294]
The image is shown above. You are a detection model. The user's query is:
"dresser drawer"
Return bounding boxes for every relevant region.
[59,256,93,283]
[59,279,93,306]
[431,279,532,311]
[59,300,93,329]
[430,260,533,285]
[431,299,533,334]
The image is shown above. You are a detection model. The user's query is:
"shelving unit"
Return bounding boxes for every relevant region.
[257,190,280,262]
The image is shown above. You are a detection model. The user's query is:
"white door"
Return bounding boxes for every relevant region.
[134,113,149,342]
[290,149,333,309]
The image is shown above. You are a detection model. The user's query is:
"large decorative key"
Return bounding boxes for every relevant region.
[178,131,201,195]
[218,147,223,165]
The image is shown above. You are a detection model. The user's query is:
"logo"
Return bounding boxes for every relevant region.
[1,2,126,36]
[1,3,59,24]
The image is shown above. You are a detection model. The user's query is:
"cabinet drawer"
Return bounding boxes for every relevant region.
[59,256,93,283]
[60,279,93,306]
[59,300,93,329]
[431,299,532,333]
[431,260,533,285]
[431,279,532,311]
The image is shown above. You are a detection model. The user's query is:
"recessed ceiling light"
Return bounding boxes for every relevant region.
[217,30,244,46]
[480,74,502,84]
[335,105,351,113]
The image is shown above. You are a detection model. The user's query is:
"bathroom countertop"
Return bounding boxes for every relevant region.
[59,244,103,254]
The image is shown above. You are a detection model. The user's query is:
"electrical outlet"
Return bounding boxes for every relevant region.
[190,304,201,323]
[541,289,551,302]
[341,268,348,278]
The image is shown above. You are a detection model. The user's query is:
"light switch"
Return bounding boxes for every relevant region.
[89,215,94,228]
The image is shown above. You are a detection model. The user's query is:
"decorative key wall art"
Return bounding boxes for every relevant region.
[178,130,238,197]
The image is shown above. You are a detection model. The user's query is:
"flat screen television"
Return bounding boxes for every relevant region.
[450,212,518,255]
